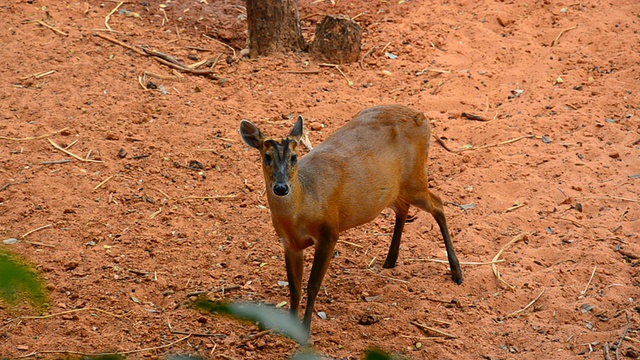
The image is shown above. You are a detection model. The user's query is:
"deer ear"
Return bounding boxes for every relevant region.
[289,115,303,141]
[240,120,264,149]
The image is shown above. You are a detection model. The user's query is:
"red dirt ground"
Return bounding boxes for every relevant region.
[1,0,639,359]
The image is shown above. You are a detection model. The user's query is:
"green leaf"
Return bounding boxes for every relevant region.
[364,347,396,360]
[0,250,48,310]
[192,299,308,345]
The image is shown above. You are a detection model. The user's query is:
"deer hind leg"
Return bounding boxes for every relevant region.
[383,201,410,269]
[408,187,463,285]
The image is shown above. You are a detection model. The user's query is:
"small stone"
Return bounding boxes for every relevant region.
[17,345,28,351]
[497,13,514,27]
[317,311,327,320]
[310,122,323,131]
[358,314,379,325]
[117,148,127,158]
[416,342,422,349]
[609,153,620,159]
[580,304,594,313]
[380,70,393,76]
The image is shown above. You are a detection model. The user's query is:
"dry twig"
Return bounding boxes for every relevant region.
[319,63,353,86]
[21,224,53,239]
[551,25,578,47]
[48,139,104,163]
[0,128,68,141]
[105,1,124,31]
[33,20,68,36]
[18,307,127,320]
[203,34,237,58]
[458,134,536,153]
[408,258,505,266]
[505,203,526,213]
[360,45,379,70]
[179,194,236,201]
[410,321,456,339]
[95,32,145,55]
[578,266,597,299]
[615,313,631,360]
[492,233,527,289]
[93,175,114,192]
[553,216,588,228]
[503,290,545,319]
[338,239,363,248]
[39,335,190,357]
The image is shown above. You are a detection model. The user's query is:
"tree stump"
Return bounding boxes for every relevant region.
[246,0,306,58]
[310,15,363,64]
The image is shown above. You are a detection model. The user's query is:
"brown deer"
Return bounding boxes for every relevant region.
[240,105,463,338]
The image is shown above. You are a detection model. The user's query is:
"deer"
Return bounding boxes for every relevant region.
[239,104,463,339]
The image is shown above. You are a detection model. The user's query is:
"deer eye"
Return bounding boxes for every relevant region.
[263,154,272,166]
[290,154,297,165]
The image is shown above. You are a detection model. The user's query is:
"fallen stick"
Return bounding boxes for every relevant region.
[20,70,56,81]
[105,1,124,32]
[30,20,68,36]
[202,34,237,58]
[93,175,114,191]
[410,321,456,339]
[281,70,321,74]
[492,233,527,289]
[18,307,127,320]
[553,216,588,229]
[408,258,505,266]
[150,55,219,76]
[578,266,597,299]
[360,45,379,70]
[503,290,545,319]
[551,25,578,47]
[577,195,639,203]
[338,239,363,248]
[416,67,451,75]
[39,334,190,357]
[615,313,631,360]
[0,127,68,141]
[24,241,55,248]
[238,330,270,347]
[48,139,104,163]
[319,63,353,86]
[94,33,145,55]
[432,133,455,153]
[21,224,53,239]
[458,134,536,153]
[505,203,526,213]
[41,160,71,165]
[179,194,236,201]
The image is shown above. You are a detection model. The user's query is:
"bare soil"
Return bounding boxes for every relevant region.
[1,0,639,359]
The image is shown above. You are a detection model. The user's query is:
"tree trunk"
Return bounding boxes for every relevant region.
[310,15,362,64]
[246,0,306,58]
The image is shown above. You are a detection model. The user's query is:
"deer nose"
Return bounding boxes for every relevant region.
[273,183,289,196]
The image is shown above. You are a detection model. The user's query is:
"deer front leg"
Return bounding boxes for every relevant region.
[284,246,304,317]
[302,226,338,339]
